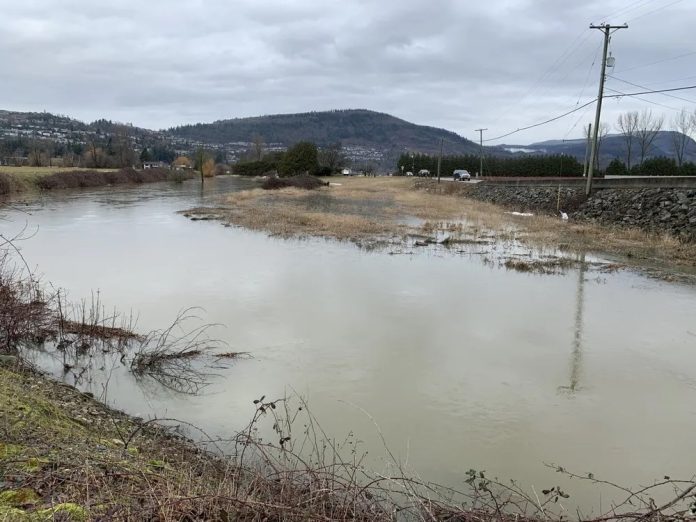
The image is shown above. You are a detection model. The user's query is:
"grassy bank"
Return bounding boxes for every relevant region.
[183,177,696,272]
[0,167,191,195]
[5,361,696,522]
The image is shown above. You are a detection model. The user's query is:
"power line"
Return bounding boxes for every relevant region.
[596,0,655,21]
[626,0,686,22]
[482,84,696,144]
[483,99,597,142]
[563,102,596,140]
[618,50,696,73]
[608,75,696,104]
[575,42,603,106]
[605,87,680,111]
[604,84,696,98]
[487,29,593,128]
[626,73,696,86]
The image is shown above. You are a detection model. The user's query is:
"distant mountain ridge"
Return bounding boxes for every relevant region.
[504,131,696,166]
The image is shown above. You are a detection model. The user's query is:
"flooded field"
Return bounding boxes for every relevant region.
[3,176,696,515]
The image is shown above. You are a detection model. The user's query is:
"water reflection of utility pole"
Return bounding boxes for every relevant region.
[559,253,587,395]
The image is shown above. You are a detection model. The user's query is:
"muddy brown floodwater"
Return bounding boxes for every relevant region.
[3,176,696,516]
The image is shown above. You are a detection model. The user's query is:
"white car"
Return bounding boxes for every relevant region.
[453,169,471,181]
[405,171,414,177]
[418,169,430,177]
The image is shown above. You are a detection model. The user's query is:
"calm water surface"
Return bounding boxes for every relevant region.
[3,177,696,513]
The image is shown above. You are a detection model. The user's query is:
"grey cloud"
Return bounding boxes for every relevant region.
[0,0,694,142]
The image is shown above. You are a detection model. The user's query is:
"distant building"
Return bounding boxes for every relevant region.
[142,161,169,169]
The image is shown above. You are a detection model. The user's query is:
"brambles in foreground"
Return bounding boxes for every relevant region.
[3,364,696,521]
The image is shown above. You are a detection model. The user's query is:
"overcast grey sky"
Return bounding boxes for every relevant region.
[1,0,694,144]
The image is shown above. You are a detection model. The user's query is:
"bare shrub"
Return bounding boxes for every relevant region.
[262,173,328,190]
[130,309,231,394]
[34,167,172,191]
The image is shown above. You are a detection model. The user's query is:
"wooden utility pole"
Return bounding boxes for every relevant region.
[586,23,627,195]
[475,128,487,178]
[582,123,592,177]
[437,138,443,183]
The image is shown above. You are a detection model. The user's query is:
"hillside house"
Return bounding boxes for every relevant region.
[142,161,169,169]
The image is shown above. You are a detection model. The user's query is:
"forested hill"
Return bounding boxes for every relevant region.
[167,109,480,156]
[505,131,696,166]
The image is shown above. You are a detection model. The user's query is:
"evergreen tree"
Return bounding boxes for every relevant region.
[605,158,628,176]
[279,141,319,176]
[140,147,152,163]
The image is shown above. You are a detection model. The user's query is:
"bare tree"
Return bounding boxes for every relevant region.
[28,140,45,167]
[195,149,206,184]
[670,108,695,167]
[318,142,345,173]
[616,111,639,169]
[114,128,134,168]
[86,135,103,168]
[636,109,664,166]
[252,134,265,161]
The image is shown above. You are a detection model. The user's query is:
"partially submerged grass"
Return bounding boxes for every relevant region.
[182,186,399,243]
[183,177,696,272]
[503,257,581,274]
[414,179,696,268]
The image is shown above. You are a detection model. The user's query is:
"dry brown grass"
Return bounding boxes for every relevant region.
[183,185,401,243]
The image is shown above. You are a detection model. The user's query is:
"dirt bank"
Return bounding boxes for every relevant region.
[183,177,696,271]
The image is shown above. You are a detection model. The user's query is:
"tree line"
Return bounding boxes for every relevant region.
[233,140,347,177]
[396,153,585,177]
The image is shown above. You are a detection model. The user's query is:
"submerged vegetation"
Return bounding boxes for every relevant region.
[182,176,696,274]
